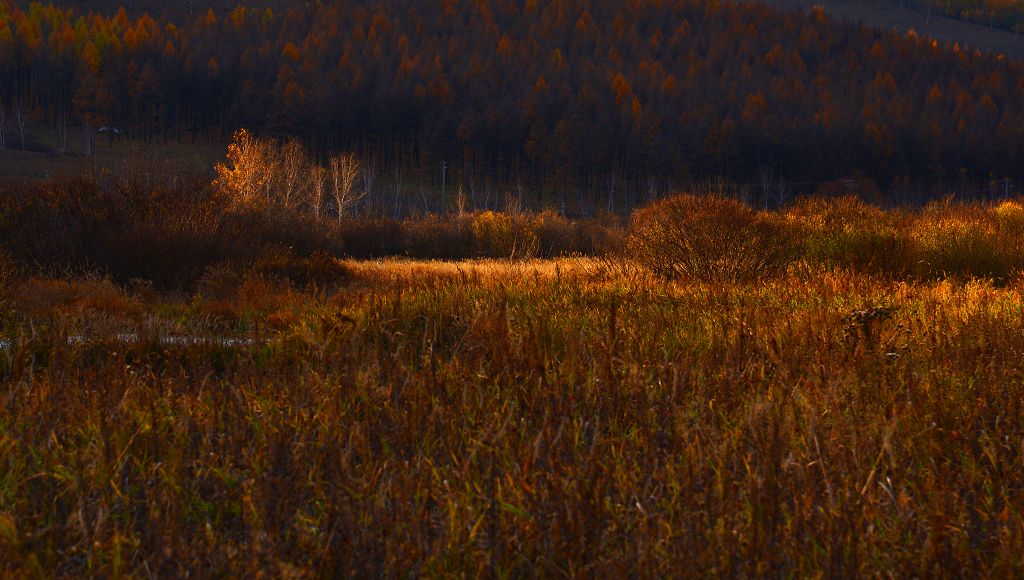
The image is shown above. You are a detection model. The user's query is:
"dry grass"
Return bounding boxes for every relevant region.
[339,256,600,289]
[628,194,1024,284]
[1,256,1023,575]
[4,182,1024,574]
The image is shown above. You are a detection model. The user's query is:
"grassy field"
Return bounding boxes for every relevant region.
[2,257,1024,575]
[0,125,225,180]
[3,173,1024,574]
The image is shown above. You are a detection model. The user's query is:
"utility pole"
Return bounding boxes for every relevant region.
[441,161,447,213]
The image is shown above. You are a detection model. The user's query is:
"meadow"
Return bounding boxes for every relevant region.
[1,174,1024,575]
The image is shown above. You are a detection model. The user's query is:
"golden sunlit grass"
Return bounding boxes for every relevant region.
[1,252,1023,575]
[3,180,1024,574]
[339,256,601,288]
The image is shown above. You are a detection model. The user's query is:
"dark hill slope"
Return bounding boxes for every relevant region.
[20,0,1024,60]
[756,0,1024,59]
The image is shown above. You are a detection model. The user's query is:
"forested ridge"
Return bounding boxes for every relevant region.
[3,0,1024,201]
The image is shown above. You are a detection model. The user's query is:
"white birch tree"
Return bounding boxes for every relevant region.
[328,152,362,221]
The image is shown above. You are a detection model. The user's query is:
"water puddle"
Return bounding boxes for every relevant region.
[0,334,260,350]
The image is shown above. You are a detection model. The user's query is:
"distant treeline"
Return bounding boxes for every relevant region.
[3,0,1024,201]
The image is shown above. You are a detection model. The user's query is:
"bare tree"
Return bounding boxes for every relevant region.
[514,176,526,210]
[773,180,790,209]
[467,172,478,210]
[306,164,327,219]
[504,191,523,215]
[57,113,68,154]
[361,161,377,211]
[606,172,616,214]
[575,178,588,217]
[759,165,774,210]
[645,169,657,205]
[14,104,27,151]
[83,119,94,157]
[415,183,432,215]
[278,139,309,210]
[392,164,405,219]
[456,185,467,215]
[328,152,362,221]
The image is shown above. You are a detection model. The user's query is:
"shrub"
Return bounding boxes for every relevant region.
[530,210,576,256]
[627,194,800,282]
[9,276,143,321]
[0,172,348,289]
[994,199,1024,233]
[0,248,17,313]
[336,219,407,258]
[787,196,914,277]
[1,173,235,288]
[911,216,1016,281]
[471,211,539,258]
[251,250,352,289]
[402,215,475,259]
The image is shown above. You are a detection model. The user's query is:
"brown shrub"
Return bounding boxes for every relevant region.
[10,277,143,320]
[401,215,476,259]
[627,194,801,282]
[251,250,351,290]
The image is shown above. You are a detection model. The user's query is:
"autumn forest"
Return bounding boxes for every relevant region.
[4,0,1024,204]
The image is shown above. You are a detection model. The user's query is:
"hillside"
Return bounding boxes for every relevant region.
[11,0,310,20]
[4,0,1024,203]
[758,0,1024,59]
[17,0,1024,61]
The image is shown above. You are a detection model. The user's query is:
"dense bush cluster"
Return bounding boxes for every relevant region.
[628,194,1024,283]
[4,170,1024,289]
[0,172,616,288]
[0,172,345,288]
